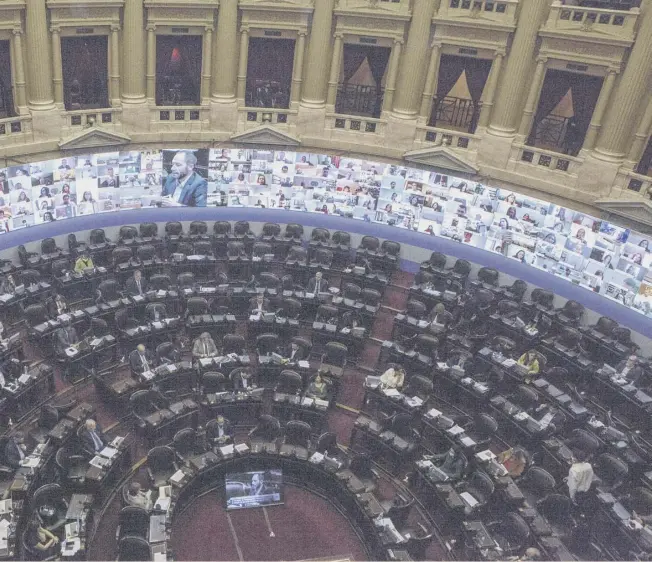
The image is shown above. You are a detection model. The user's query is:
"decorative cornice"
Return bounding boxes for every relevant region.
[403,146,479,176]
[59,126,131,151]
[230,125,300,147]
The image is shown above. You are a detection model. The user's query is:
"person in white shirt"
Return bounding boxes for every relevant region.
[192,332,218,359]
[566,450,594,503]
[380,365,405,389]
[125,482,153,511]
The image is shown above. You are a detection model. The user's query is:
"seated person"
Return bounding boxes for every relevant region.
[25,518,60,559]
[80,418,106,455]
[4,432,26,469]
[233,368,256,392]
[146,303,167,322]
[125,269,147,296]
[306,373,329,399]
[428,445,467,481]
[249,294,270,316]
[341,311,362,332]
[125,482,153,511]
[532,403,565,434]
[208,415,233,446]
[129,343,155,375]
[380,365,405,389]
[428,303,450,332]
[0,274,16,294]
[517,350,540,382]
[73,252,94,273]
[278,341,306,362]
[0,365,14,389]
[307,271,329,294]
[617,355,644,384]
[46,291,67,318]
[497,447,528,478]
[0,320,5,342]
[192,332,219,359]
[54,318,79,357]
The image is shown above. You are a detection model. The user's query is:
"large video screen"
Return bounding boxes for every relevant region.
[225,469,283,510]
[3,148,652,319]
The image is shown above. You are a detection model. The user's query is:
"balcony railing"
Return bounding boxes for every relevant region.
[237,108,297,130]
[616,170,652,198]
[0,115,32,145]
[336,0,409,13]
[153,106,209,125]
[415,125,480,152]
[64,108,122,129]
[513,143,583,175]
[543,1,639,40]
[436,0,519,26]
[326,113,386,135]
[428,96,481,133]
[335,84,384,119]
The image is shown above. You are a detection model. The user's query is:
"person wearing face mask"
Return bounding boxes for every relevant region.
[193,332,219,359]
[617,355,645,384]
[46,290,68,318]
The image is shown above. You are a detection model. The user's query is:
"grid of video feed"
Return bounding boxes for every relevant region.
[2,148,652,319]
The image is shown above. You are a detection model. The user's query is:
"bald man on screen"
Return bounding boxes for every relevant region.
[161,150,207,207]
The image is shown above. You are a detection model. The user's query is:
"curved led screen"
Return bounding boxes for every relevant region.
[1,148,652,319]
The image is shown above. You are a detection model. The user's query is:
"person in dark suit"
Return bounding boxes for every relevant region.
[125,270,147,296]
[208,415,233,446]
[46,291,68,318]
[4,433,26,468]
[430,446,467,481]
[54,318,79,356]
[278,341,306,362]
[146,303,167,322]
[233,368,256,392]
[129,344,154,375]
[307,271,329,294]
[617,355,645,385]
[161,150,207,207]
[79,419,106,456]
[249,294,270,315]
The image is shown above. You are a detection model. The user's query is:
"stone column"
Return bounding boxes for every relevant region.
[25,0,54,109]
[477,50,505,129]
[290,32,307,105]
[326,33,343,108]
[419,42,441,120]
[595,2,652,160]
[488,0,552,136]
[300,0,335,107]
[50,26,64,106]
[382,38,403,114]
[392,0,437,118]
[110,25,121,104]
[627,94,652,166]
[212,0,238,101]
[236,27,250,102]
[582,67,618,152]
[146,24,157,101]
[517,56,548,138]
[201,26,213,103]
[11,29,27,112]
[122,0,146,103]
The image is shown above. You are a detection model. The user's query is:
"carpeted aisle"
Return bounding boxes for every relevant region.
[170,485,368,561]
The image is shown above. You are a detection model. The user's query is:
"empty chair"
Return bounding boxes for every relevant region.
[448,259,471,281]
[568,428,601,456]
[310,228,330,246]
[116,506,149,540]
[381,240,400,264]
[342,283,362,303]
[457,470,494,512]
[98,279,122,302]
[31,483,68,531]
[227,241,247,259]
[281,297,301,319]
[193,240,213,256]
[25,304,48,328]
[118,536,151,561]
[361,288,381,311]
[253,242,273,260]
[276,370,303,394]
[521,466,556,501]
[233,221,254,239]
[414,334,439,360]
[51,258,70,278]
[41,237,61,255]
[316,304,338,323]
[18,246,39,267]
[177,272,195,289]
[477,267,499,287]
[349,453,379,493]
[248,414,282,443]
[189,221,208,238]
[139,222,158,239]
[530,288,554,310]
[156,342,179,364]
[186,297,209,316]
[173,428,197,459]
[201,371,227,395]
[594,453,628,492]
[284,420,311,449]
[332,231,350,248]
[320,342,347,377]
[488,512,531,557]
[358,236,380,256]
[90,229,110,246]
[55,446,87,486]
[557,300,585,325]
[502,279,527,301]
[316,432,339,457]
[421,251,447,273]
[465,414,499,449]
[176,241,193,256]
[403,375,433,401]
[495,299,520,319]
[412,270,434,288]
[223,334,245,355]
[312,248,333,268]
[213,221,231,240]
[537,493,573,532]
[137,244,157,262]
[284,223,304,241]
[67,233,87,256]
[406,299,427,319]
[112,247,133,268]
[257,333,280,356]
[149,274,171,291]
[262,223,281,241]
[119,226,138,244]
[165,222,184,239]
[388,413,417,453]
[146,446,179,488]
[286,246,308,265]
[513,384,540,412]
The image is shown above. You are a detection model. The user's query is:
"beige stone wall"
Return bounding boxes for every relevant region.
[1,0,652,228]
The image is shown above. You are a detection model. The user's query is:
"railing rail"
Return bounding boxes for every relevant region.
[428,96,481,133]
[326,113,386,135]
[415,125,481,151]
[238,107,297,128]
[615,170,652,197]
[512,143,583,175]
[64,108,121,128]
[0,115,32,142]
[335,83,384,119]
[153,106,208,124]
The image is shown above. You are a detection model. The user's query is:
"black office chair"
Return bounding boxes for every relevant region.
[403,375,433,401]
[51,258,71,278]
[189,221,208,239]
[156,342,179,365]
[248,414,282,443]
[41,237,61,256]
[118,535,152,561]
[21,268,41,287]
[388,413,418,454]
[284,420,311,449]
[116,506,149,541]
[258,271,280,290]
[256,333,279,356]
[557,300,585,325]
[54,447,87,486]
[186,297,209,316]
[512,384,540,412]
[213,221,231,241]
[463,414,499,451]
[18,245,39,267]
[176,241,193,256]
[177,272,195,290]
[31,483,68,532]
[567,428,601,456]
[316,432,339,457]
[316,304,338,323]
[456,470,494,513]
[67,233,87,257]
[358,235,380,257]
[502,279,527,302]
[233,220,254,240]
[90,228,110,246]
[495,299,521,319]
[292,336,312,358]
[112,247,133,269]
[362,288,381,312]
[98,278,122,303]
[487,512,531,557]
[286,246,308,265]
[281,297,302,319]
[130,390,167,428]
[223,334,245,355]
[262,223,281,241]
[309,228,330,247]
[118,226,138,245]
[342,283,362,303]
[404,523,435,561]
[594,453,628,492]
[146,446,179,488]
[25,304,48,328]
[412,271,434,289]
[448,259,471,282]
[311,248,333,269]
[349,453,380,493]
[381,240,400,269]
[421,251,447,274]
[139,222,158,239]
[592,316,618,336]
[165,221,184,239]
[530,288,555,310]
[320,342,347,378]
[227,241,247,259]
[201,372,227,396]
[284,223,304,243]
[275,370,303,394]
[382,492,415,527]
[477,267,499,288]
[521,466,556,502]
[612,326,638,351]
[173,428,197,460]
[193,240,213,256]
[332,231,351,250]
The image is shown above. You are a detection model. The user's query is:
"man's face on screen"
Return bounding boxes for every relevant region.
[170,153,190,180]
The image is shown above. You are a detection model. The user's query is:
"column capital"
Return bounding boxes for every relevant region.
[494,48,506,58]
[297,30,308,38]
[12,27,22,36]
[605,65,620,75]
[334,31,344,39]
[393,37,405,46]
[204,25,214,33]
[49,25,61,34]
[110,23,121,33]
[146,23,156,32]
[535,55,548,64]
[430,40,442,50]
[240,26,250,34]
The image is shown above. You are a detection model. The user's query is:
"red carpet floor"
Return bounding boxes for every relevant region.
[169,485,368,561]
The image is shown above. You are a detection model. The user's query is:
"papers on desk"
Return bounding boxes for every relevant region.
[90,455,110,469]
[235,443,249,454]
[199,358,213,368]
[302,397,315,407]
[18,374,31,385]
[298,360,310,369]
[365,375,381,389]
[170,469,186,485]
[310,452,325,464]
[314,398,329,410]
[154,496,171,512]
[437,362,449,370]
[426,408,442,419]
[19,456,40,468]
[0,518,9,549]
[459,436,476,447]
[0,499,12,515]
[404,396,424,408]
[446,425,465,436]
[475,450,496,462]
[65,346,79,357]
[99,447,118,459]
[417,320,429,328]
[502,358,517,367]
[219,444,235,458]
[513,411,529,422]
[111,436,124,448]
[142,370,156,381]
[459,492,479,508]
[382,388,401,398]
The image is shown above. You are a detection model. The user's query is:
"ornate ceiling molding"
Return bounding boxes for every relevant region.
[403,146,479,176]
[230,125,300,147]
[59,127,131,151]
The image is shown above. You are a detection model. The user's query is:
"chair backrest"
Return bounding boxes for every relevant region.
[562,300,585,321]
[21,269,40,286]
[173,428,196,456]
[177,272,195,288]
[514,384,539,409]
[311,228,330,243]
[406,375,433,398]
[360,235,379,252]
[524,466,556,495]
[214,221,231,236]
[612,326,633,345]
[137,244,156,260]
[253,243,273,258]
[316,432,338,455]
[139,222,158,238]
[67,233,79,250]
[130,390,157,417]
[343,283,361,300]
[277,370,303,393]
[332,231,350,246]
[469,470,494,498]
[324,342,347,366]
[149,274,170,290]
[570,428,601,454]
[147,445,176,471]
[595,316,617,336]
[282,298,301,319]
[223,334,245,355]
[407,299,427,318]
[251,414,281,441]
[497,300,520,318]
[362,288,381,306]
[177,241,193,255]
[165,222,183,236]
[31,483,64,511]
[475,413,498,436]
[193,240,213,255]
[509,280,528,300]
[98,279,120,299]
[262,223,281,237]
[112,246,133,265]
[559,327,581,348]
[428,252,447,269]
[381,240,400,257]
[119,226,138,241]
[202,371,226,393]
[314,248,333,265]
[415,334,439,354]
[292,336,312,356]
[285,420,311,448]
[51,258,70,277]
[227,241,245,256]
[316,304,338,322]
[25,304,48,326]
[156,342,177,362]
[118,536,151,561]
[478,267,499,286]
[256,333,279,355]
[118,506,150,539]
[391,413,414,439]
[502,512,530,546]
[595,453,628,488]
[189,221,208,235]
[90,228,107,244]
[186,297,208,315]
[285,223,304,239]
[452,259,471,277]
[41,237,57,254]
[287,246,307,261]
[531,288,554,309]
[234,221,251,236]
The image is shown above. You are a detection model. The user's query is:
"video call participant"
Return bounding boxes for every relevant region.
[161,150,207,207]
